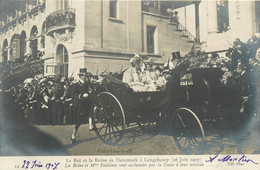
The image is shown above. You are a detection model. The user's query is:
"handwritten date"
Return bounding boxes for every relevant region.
[21,160,60,170]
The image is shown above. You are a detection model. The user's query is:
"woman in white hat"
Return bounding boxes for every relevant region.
[143,58,158,91]
[122,54,147,91]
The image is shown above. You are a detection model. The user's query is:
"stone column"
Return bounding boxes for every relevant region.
[37,37,42,49]
[207,1,218,33]
[195,1,201,43]
[25,39,32,55]
[7,47,11,61]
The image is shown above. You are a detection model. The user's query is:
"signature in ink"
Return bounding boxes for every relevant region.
[21,160,60,170]
[205,155,258,164]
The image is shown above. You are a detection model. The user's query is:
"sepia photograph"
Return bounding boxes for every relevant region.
[0,0,259,169]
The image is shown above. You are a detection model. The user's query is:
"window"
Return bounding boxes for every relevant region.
[142,0,160,15]
[217,1,229,33]
[57,0,69,10]
[147,26,156,53]
[110,0,118,18]
[46,65,56,75]
[56,44,69,77]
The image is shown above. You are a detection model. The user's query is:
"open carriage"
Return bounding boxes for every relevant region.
[90,67,251,154]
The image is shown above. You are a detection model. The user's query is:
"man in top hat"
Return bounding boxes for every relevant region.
[70,68,93,143]
[164,51,182,71]
[164,51,184,90]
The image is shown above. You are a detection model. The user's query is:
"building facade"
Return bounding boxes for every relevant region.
[0,0,198,78]
[1,0,258,78]
[176,0,260,52]
[0,0,46,64]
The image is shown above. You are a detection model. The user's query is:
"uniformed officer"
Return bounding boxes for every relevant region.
[70,68,94,143]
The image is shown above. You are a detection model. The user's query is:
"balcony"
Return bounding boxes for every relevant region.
[45,8,76,36]
[0,1,46,34]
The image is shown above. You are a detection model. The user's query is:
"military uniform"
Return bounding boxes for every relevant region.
[70,68,94,143]
[70,76,92,130]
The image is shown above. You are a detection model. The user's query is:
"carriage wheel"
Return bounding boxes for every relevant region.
[171,107,205,154]
[92,92,125,145]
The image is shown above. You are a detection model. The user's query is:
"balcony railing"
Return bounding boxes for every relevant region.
[45,8,76,36]
[18,13,27,24]
[0,1,46,34]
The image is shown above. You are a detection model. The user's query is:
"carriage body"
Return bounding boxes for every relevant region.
[91,68,245,154]
[178,68,241,117]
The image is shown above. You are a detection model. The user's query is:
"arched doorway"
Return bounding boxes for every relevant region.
[2,39,8,63]
[56,44,69,78]
[20,31,26,59]
[30,25,38,58]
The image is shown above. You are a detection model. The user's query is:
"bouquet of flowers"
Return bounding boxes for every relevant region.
[183,48,245,85]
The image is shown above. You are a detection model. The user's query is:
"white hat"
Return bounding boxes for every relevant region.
[130,54,141,65]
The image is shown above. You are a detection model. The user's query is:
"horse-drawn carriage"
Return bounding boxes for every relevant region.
[89,66,257,155]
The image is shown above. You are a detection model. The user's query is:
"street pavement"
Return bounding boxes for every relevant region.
[34,123,260,156]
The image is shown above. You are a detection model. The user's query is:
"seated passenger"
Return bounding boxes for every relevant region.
[122,54,147,92]
[156,69,172,91]
[144,58,158,80]
[143,58,157,91]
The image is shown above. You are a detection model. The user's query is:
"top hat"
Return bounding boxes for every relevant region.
[171,51,181,60]
[78,68,87,76]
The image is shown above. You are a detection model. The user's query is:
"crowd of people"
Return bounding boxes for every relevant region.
[1,67,97,144]
[6,75,74,125]
[1,34,260,126]
[0,34,259,144]
[174,35,260,85]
